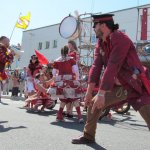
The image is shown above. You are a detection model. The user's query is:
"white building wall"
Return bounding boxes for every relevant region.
[113,8,138,41]
[13,4,150,69]
[18,24,69,69]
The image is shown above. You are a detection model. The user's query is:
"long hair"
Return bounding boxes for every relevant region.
[29,55,39,64]
[68,40,78,51]
[61,45,69,57]
[100,20,119,31]
[28,55,40,75]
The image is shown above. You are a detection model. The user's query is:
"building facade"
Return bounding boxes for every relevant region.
[12,4,150,69]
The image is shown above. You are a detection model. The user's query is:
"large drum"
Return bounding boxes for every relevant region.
[59,16,81,40]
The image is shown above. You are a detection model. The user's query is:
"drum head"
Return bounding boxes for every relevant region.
[59,16,78,39]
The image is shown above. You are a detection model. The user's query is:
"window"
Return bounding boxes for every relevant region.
[53,40,57,48]
[45,41,50,49]
[38,42,42,50]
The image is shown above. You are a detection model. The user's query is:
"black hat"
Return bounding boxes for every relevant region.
[92,14,114,22]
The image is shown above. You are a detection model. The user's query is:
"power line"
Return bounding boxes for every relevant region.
[91,0,95,13]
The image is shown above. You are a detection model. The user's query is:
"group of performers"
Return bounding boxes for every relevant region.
[1,13,150,147]
[21,40,84,123]
[0,35,83,123]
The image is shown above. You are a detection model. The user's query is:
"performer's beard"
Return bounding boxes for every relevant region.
[96,31,103,39]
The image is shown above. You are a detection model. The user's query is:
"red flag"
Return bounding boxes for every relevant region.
[35,49,49,65]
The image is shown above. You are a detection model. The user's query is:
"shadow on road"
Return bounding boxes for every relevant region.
[50,113,88,131]
[0,101,9,105]
[100,116,148,131]
[51,120,107,149]
[50,120,85,131]
[0,121,27,133]
[18,107,58,116]
[86,142,107,150]
[25,109,57,116]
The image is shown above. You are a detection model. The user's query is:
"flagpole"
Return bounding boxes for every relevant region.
[9,12,21,41]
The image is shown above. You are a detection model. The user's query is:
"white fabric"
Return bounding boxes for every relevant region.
[34,79,40,84]
[72,64,80,80]
[52,69,57,76]
[63,88,75,98]
[47,87,57,95]
[26,77,35,92]
[63,75,72,80]
[55,75,72,81]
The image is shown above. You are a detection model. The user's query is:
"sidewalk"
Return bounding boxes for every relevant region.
[1,92,25,101]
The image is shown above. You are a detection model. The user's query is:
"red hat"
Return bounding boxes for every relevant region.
[92,14,114,28]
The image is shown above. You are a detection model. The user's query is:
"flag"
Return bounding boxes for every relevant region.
[35,49,49,65]
[16,12,31,29]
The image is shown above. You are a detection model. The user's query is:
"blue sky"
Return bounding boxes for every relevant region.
[0,0,149,45]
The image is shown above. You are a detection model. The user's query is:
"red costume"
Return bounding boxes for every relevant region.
[48,55,83,122]
[48,56,82,102]
[68,51,79,62]
[88,30,150,110]
[28,63,42,78]
[33,81,53,111]
[71,13,150,145]
[0,44,14,80]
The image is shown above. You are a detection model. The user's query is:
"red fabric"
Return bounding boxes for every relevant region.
[0,44,14,72]
[0,71,8,80]
[94,17,113,22]
[35,49,49,65]
[141,8,148,40]
[68,51,80,62]
[28,63,42,77]
[53,58,76,75]
[76,106,82,118]
[88,30,144,93]
[68,51,77,60]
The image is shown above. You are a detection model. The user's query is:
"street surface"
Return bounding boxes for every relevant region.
[0,97,150,150]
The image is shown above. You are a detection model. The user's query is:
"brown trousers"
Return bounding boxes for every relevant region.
[83,86,150,140]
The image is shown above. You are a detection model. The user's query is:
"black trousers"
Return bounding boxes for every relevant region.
[12,87,19,96]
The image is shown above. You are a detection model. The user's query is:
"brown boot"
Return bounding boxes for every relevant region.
[72,135,95,144]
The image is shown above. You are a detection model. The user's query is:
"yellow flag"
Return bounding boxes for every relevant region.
[16,12,31,29]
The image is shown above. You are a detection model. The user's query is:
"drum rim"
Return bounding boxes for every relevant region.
[59,15,78,39]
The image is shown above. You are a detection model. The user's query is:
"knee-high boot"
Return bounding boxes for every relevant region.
[56,102,66,121]
[56,107,64,121]
[76,106,84,123]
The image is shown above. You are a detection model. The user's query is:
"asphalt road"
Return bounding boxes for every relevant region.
[0,98,150,150]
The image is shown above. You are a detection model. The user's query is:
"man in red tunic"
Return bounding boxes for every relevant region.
[0,36,14,101]
[72,14,150,144]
